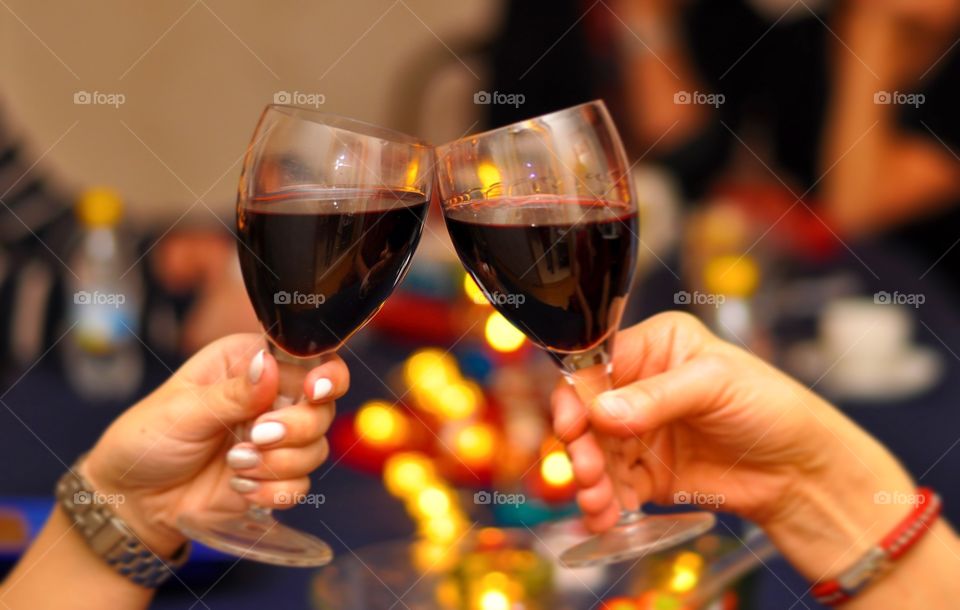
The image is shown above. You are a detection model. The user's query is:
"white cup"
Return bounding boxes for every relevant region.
[820,298,912,376]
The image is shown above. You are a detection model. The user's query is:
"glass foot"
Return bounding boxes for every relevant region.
[559,511,716,568]
[178,510,333,567]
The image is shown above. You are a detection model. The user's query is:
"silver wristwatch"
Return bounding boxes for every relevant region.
[55,460,190,588]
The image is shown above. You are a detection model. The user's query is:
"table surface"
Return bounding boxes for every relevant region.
[2,239,959,610]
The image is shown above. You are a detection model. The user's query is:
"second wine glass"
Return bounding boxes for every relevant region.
[177,105,433,567]
[436,100,716,567]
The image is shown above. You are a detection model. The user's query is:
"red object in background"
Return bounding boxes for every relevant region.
[712,183,840,261]
[371,293,461,344]
[327,407,433,475]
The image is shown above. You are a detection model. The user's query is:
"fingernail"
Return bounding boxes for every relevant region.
[312,378,333,401]
[229,477,260,494]
[226,446,260,469]
[248,350,265,384]
[598,394,632,419]
[251,421,285,445]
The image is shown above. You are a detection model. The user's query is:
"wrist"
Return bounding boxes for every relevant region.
[761,433,916,582]
[79,455,187,558]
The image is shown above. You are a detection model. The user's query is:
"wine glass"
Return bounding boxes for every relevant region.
[177,105,433,566]
[435,100,715,567]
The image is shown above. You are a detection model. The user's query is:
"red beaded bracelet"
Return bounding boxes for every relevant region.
[812,487,942,606]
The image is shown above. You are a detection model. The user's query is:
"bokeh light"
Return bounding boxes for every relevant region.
[484,312,525,352]
[355,401,408,446]
[453,422,496,465]
[463,273,490,305]
[540,449,574,486]
[384,452,435,497]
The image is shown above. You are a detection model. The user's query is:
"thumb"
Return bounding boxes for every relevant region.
[591,354,729,436]
[182,348,280,435]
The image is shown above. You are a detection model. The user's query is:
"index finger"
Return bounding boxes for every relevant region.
[303,355,350,402]
[551,382,590,443]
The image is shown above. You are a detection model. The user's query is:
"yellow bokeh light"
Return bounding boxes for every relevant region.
[412,540,458,572]
[484,312,525,352]
[703,254,760,298]
[668,551,703,593]
[384,452,435,498]
[415,486,452,518]
[675,551,703,571]
[463,273,491,306]
[477,162,502,192]
[454,423,496,464]
[541,450,574,486]
[669,567,698,593]
[420,513,465,543]
[478,589,510,610]
[405,349,460,392]
[435,382,480,420]
[355,401,408,445]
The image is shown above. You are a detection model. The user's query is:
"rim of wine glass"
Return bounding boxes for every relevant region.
[435,99,608,155]
[266,104,430,148]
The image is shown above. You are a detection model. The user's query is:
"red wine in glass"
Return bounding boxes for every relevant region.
[444,196,638,362]
[238,187,428,356]
[437,101,716,567]
[178,105,433,568]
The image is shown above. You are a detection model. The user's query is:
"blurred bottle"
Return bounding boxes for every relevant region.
[703,254,762,349]
[62,187,144,402]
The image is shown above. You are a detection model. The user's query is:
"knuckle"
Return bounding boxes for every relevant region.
[265,450,299,477]
[317,437,330,463]
[625,382,661,412]
[697,349,734,378]
[662,311,707,335]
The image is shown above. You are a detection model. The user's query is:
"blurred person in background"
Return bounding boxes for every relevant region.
[486,0,960,288]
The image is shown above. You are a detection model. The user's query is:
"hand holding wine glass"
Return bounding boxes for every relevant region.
[551,311,960,603]
[178,105,432,566]
[82,334,348,557]
[437,100,714,566]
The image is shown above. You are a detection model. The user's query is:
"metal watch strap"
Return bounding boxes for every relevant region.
[56,462,190,588]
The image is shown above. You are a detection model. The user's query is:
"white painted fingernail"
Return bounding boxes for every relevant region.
[251,421,285,445]
[227,446,260,469]
[230,477,260,494]
[248,350,265,384]
[312,378,334,401]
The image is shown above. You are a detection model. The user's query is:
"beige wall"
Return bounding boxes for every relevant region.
[0,0,501,226]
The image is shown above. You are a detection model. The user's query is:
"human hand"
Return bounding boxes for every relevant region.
[81,334,349,556]
[553,312,915,579]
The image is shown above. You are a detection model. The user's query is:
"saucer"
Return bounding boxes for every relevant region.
[785,341,944,403]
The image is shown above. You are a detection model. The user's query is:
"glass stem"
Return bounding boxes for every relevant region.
[559,343,643,519]
[243,344,331,520]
